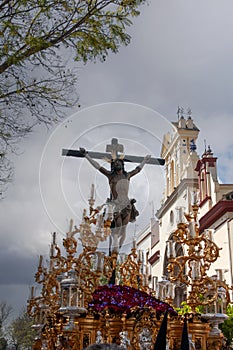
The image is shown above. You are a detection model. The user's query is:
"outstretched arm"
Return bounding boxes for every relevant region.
[128,155,151,178]
[79,148,110,176]
[138,154,151,169]
[80,148,101,170]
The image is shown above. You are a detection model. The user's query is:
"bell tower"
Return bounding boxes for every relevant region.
[161,108,200,199]
[195,145,218,213]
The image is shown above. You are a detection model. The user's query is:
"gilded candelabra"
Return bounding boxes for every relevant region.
[27,190,232,350]
[27,186,154,350]
[167,204,231,313]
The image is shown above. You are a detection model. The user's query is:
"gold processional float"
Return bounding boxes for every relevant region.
[27,139,232,350]
[27,196,232,350]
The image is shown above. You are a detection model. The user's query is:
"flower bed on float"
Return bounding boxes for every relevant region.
[89,284,177,316]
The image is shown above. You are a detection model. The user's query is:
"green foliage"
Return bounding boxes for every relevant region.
[0,0,146,197]
[0,0,146,115]
[175,301,192,315]
[220,304,233,345]
[177,302,233,344]
[8,311,36,350]
[0,1,144,69]
[0,337,7,350]
[175,301,204,315]
[99,274,109,285]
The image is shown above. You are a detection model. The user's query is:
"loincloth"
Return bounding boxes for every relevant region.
[112,199,139,223]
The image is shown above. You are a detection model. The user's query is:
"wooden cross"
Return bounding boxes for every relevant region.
[62,138,165,166]
[106,138,124,159]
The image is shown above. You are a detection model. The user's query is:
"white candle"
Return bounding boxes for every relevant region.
[50,244,54,257]
[140,250,143,262]
[39,255,43,267]
[152,276,158,291]
[69,219,73,234]
[190,261,196,279]
[52,232,56,244]
[90,184,95,199]
[132,239,136,249]
[97,214,103,229]
[168,283,175,299]
[191,261,200,280]
[144,274,148,286]
[30,286,34,299]
[96,251,105,272]
[216,269,223,281]
[189,221,196,238]
[191,191,197,205]
[176,207,184,223]
[166,240,175,258]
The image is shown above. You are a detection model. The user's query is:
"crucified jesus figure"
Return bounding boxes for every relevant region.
[79,148,151,253]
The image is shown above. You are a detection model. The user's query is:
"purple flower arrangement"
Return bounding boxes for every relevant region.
[88,285,177,316]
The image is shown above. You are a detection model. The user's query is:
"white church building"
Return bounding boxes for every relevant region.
[137,113,233,305]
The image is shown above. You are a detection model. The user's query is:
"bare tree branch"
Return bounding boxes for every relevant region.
[0,301,12,329]
[0,0,146,197]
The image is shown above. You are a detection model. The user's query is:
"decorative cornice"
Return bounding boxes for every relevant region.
[199,196,211,208]
[156,178,198,219]
[199,200,233,232]
[195,157,217,172]
[148,250,160,265]
[137,230,151,246]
